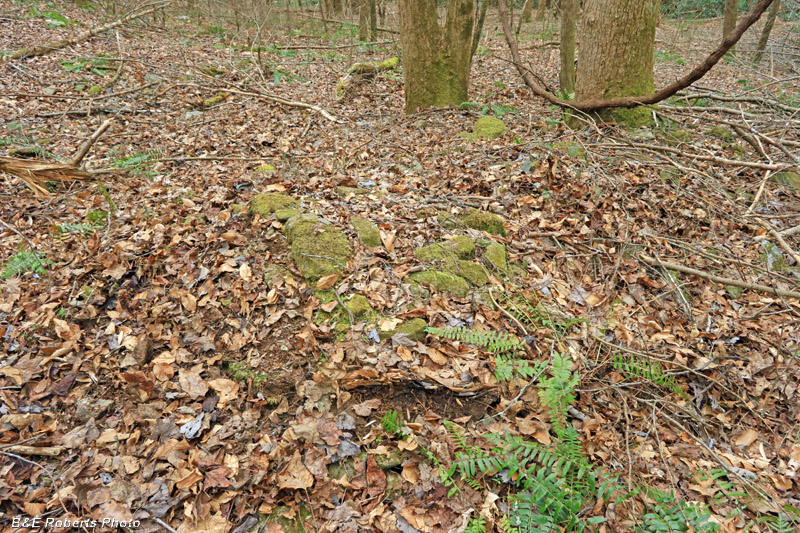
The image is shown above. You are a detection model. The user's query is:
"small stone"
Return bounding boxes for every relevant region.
[484,242,508,272]
[351,217,381,247]
[334,186,369,197]
[472,116,506,140]
[249,193,297,216]
[378,318,428,341]
[345,294,373,318]
[443,259,488,286]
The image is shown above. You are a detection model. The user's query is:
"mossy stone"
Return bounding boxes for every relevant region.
[473,116,506,140]
[444,259,488,286]
[283,214,352,281]
[230,203,245,214]
[460,210,507,236]
[351,217,381,247]
[263,264,293,287]
[771,171,800,190]
[345,294,373,318]
[257,164,277,173]
[707,125,734,140]
[275,208,301,221]
[484,242,508,272]
[87,85,102,96]
[374,449,403,469]
[408,271,470,297]
[378,318,428,341]
[250,193,298,216]
[437,212,459,228]
[415,236,476,261]
[334,186,369,197]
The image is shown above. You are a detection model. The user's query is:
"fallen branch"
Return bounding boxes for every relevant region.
[5,1,171,61]
[497,0,776,112]
[335,57,399,100]
[1,445,64,457]
[639,254,800,300]
[71,117,115,167]
[0,157,91,197]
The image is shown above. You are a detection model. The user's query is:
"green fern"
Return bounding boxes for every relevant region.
[465,516,487,533]
[539,352,580,431]
[496,290,585,332]
[113,149,162,170]
[381,410,405,439]
[612,354,689,400]
[636,487,719,533]
[425,326,525,353]
[1,247,52,279]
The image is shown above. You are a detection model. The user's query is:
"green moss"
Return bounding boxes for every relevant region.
[484,242,508,272]
[770,171,800,190]
[290,228,352,280]
[351,217,381,247]
[257,164,277,173]
[201,91,228,108]
[663,128,692,143]
[230,203,245,214]
[377,56,400,70]
[378,318,428,341]
[415,236,475,261]
[264,264,293,286]
[334,186,369,197]
[198,66,226,77]
[760,242,786,272]
[444,259,488,286]
[345,294,374,318]
[258,504,310,533]
[707,125,734,140]
[275,208,301,221]
[553,141,586,161]
[283,213,320,242]
[408,271,470,297]
[87,85,102,96]
[249,193,298,216]
[460,210,507,236]
[374,448,403,469]
[472,116,506,140]
[597,106,654,128]
[436,212,459,228]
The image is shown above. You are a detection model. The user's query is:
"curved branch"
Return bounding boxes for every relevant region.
[498,0,776,112]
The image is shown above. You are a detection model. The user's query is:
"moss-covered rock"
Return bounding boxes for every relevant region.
[408,271,470,297]
[283,214,352,281]
[200,91,228,108]
[707,125,734,140]
[373,449,403,469]
[87,85,102,96]
[436,212,460,228]
[443,259,488,286]
[460,210,507,236]
[771,171,800,190]
[250,193,298,216]
[257,164,277,173]
[473,116,506,140]
[334,186,369,197]
[351,217,381,247]
[275,207,302,221]
[345,294,373,318]
[378,318,428,341]
[263,264,293,287]
[484,242,508,272]
[230,203,245,214]
[415,236,475,261]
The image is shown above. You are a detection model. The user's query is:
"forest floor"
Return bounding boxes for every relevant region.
[0,2,799,532]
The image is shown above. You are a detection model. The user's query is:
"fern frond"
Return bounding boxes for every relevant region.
[612,354,689,399]
[539,352,580,430]
[425,326,525,353]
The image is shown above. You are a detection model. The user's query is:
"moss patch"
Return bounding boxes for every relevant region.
[257,164,277,173]
[408,271,470,297]
[473,116,506,140]
[283,214,352,281]
[460,210,507,236]
[707,125,734,140]
[484,242,508,272]
[250,193,298,216]
[258,504,310,533]
[436,211,460,229]
[662,128,692,144]
[263,264,293,287]
[346,294,374,318]
[415,236,475,261]
[378,318,428,341]
[334,186,369,197]
[771,171,800,190]
[351,217,381,247]
[274,208,301,221]
[444,259,488,286]
[230,203,245,214]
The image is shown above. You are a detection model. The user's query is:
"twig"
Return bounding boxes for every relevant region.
[488,287,529,336]
[755,219,800,266]
[639,254,800,300]
[71,117,115,167]
[747,171,773,212]
[0,217,35,247]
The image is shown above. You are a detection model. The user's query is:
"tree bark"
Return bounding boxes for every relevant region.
[752,0,780,64]
[398,0,476,113]
[575,0,660,124]
[359,0,377,40]
[723,0,738,56]
[472,0,489,62]
[535,0,546,21]
[558,0,577,96]
[520,0,534,24]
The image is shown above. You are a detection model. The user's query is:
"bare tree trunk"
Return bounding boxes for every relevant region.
[520,0,533,25]
[752,0,780,64]
[398,0,476,113]
[472,0,489,61]
[359,0,377,40]
[575,0,660,125]
[535,0,546,21]
[723,0,738,56]
[559,0,577,95]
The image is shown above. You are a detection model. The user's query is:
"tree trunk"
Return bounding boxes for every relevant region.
[472,0,489,62]
[575,0,660,125]
[723,0,738,56]
[520,0,533,24]
[359,0,377,40]
[398,0,476,113]
[559,0,577,96]
[535,0,546,21]
[752,0,779,64]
